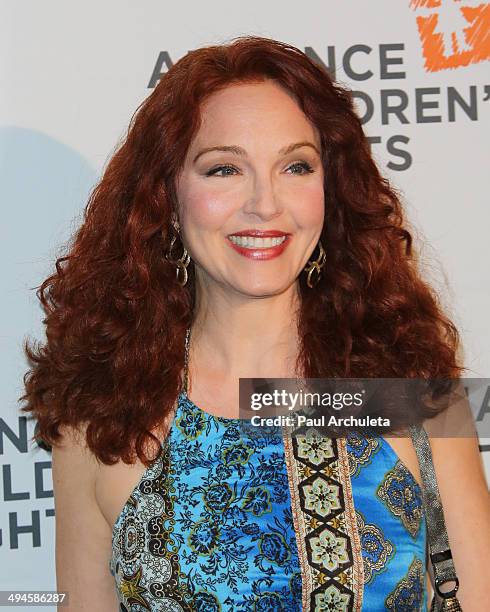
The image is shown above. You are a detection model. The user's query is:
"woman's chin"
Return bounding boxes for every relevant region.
[227,278,298,298]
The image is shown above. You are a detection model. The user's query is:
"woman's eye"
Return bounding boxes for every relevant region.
[205,165,239,177]
[287,161,314,175]
[205,161,314,177]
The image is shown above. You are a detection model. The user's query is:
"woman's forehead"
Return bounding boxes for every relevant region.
[191,82,320,150]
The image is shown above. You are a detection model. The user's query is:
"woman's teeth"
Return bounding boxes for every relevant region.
[229,235,287,248]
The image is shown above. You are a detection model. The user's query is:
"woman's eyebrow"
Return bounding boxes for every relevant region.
[192,141,320,164]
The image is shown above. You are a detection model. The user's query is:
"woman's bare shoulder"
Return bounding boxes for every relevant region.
[427,428,490,609]
[52,422,99,478]
[52,423,120,610]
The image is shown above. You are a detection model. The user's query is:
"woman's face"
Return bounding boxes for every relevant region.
[175,79,325,297]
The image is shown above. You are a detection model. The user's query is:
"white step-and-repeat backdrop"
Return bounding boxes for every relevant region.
[2,0,489,606]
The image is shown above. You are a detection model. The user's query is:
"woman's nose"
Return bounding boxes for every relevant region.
[242,173,283,220]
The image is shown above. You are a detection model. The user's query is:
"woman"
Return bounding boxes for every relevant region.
[21,36,490,610]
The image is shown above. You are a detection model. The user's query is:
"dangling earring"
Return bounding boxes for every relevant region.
[165,220,191,287]
[304,240,326,288]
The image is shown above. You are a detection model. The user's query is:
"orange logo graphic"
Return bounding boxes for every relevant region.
[410,0,490,71]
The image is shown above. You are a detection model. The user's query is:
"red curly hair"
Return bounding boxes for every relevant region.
[20,35,465,465]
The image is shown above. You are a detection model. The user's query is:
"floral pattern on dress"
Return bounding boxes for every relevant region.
[282,430,364,610]
[356,509,395,584]
[111,396,428,611]
[385,556,425,611]
[346,430,381,477]
[376,460,424,539]
[111,392,302,611]
[347,431,427,611]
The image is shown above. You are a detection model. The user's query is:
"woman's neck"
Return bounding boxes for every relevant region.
[190,282,303,381]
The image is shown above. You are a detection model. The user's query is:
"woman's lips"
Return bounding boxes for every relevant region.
[226,235,291,260]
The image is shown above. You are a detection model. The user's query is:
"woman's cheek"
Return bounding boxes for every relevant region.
[183,192,236,230]
[290,182,325,226]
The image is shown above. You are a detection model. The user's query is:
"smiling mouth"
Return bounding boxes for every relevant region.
[226,232,291,260]
[228,235,288,249]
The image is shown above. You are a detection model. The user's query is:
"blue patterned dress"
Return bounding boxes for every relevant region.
[110,391,427,611]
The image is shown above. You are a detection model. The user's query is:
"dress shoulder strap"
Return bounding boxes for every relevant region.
[182,327,191,395]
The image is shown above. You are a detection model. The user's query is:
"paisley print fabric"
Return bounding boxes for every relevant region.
[110,394,428,611]
[346,430,427,611]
